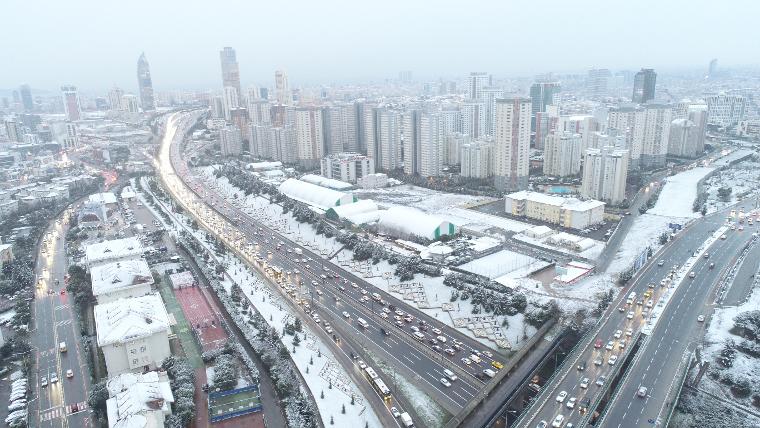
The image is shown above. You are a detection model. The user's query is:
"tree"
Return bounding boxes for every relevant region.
[351,394,355,405]
[718,186,733,202]
[88,380,110,414]
[212,354,238,391]
[321,390,324,399]
[342,404,346,414]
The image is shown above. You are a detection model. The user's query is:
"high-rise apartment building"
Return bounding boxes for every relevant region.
[581,146,629,205]
[705,94,746,127]
[294,107,324,166]
[494,97,531,190]
[460,140,493,178]
[402,110,421,175]
[543,132,582,177]
[219,47,241,97]
[632,68,656,103]
[270,125,297,163]
[220,125,242,156]
[19,84,33,112]
[63,122,79,149]
[707,59,718,79]
[320,152,374,183]
[467,72,491,100]
[668,103,708,158]
[223,86,240,121]
[250,124,271,158]
[638,104,672,168]
[275,70,290,105]
[4,120,23,142]
[136,53,156,111]
[61,85,82,121]
[248,99,272,126]
[460,100,485,138]
[419,112,443,177]
[481,87,504,137]
[121,94,140,113]
[586,69,611,97]
[529,79,561,130]
[445,133,470,165]
[324,104,357,154]
[378,109,402,171]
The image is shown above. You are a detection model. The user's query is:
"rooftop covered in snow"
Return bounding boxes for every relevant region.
[94,294,172,347]
[378,206,456,240]
[90,259,154,298]
[278,178,357,210]
[85,237,144,267]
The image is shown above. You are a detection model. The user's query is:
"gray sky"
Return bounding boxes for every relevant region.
[1,0,756,93]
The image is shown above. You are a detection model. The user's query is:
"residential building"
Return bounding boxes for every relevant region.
[402,109,421,175]
[632,68,656,103]
[529,79,561,130]
[223,86,239,121]
[358,173,388,189]
[481,86,504,136]
[445,132,470,165]
[557,114,599,153]
[460,100,485,138]
[90,259,154,304]
[587,69,611,97]
[61,85,82,121]
[248,99,272,126]
[294,107,324,167]
[324,104,355,154]
[275,69,290,104]
[85,237,144,269]
[121,94,139,113]
[108,87,125,111]
[638,104,672,168]
[320,152,374,183]
[460,139,493,178]
[419,112,443,177]
[467,72,491,100]
[705,93,746,127]
[494,97,531,190]
[581,146,629,205]
[105,371,174,428]
[270,125,297,163]
[94,294,172,376]
[220,124,242,156]
[376,109,402,170]
[543,132,582,177]
[219,47,241,97]
[19,84,33,112]
[4,119,23,142]
[136,53,156,111]
[505,191,605,230]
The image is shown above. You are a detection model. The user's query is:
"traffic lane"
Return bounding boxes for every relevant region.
[722,233,760,305]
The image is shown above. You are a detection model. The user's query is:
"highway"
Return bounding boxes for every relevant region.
[518,202,752,428]
[30,206,90,428]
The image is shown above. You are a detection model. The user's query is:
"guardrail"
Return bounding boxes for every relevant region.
[660,352,693,427]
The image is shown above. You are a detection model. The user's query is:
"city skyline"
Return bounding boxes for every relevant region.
[1,0,758,92]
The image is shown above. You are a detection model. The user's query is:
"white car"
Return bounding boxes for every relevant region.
[608,355,618,365]
[605,341,614,351]
[566,397,577,409]
[66,369,74,378]
[579,377,590,389]
[391,407,401,418]
[440,378,451,387]
[697,315,705,322]
[50,373,58,383]
[552,415,565,428]
[619,340,627,349]
[342,311,350,318]
[637,386,648,397]
[556,391,567,403]
[613,330,622,339]
[627,311,634,319]
[461,357,472,365]
[40,376,47,387]
[432,328,442,335]
[626,328,633,337]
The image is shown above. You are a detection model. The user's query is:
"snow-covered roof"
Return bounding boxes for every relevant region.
[378,206,456,240]
[90,260,154,298]
[278,178,356,210]
[506,191,605,211]
[86,237,144,267]
[106,371,174,428]
[246,161,282,171]
[168,271,195,288]
[121,186,136,199]
[325,200,379,224]
[89,192,118,205]
[95,294,171,347]
[300,174,354,190]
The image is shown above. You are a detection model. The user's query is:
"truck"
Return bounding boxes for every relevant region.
[399,412,414,427]
[295,248,303,255]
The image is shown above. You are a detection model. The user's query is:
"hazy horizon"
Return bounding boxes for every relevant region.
[1,0,757,93]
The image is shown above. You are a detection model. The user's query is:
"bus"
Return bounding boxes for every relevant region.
[373,378,391,400]
[364,367,379,381]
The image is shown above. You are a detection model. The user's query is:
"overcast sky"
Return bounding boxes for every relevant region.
[1,0,757,93]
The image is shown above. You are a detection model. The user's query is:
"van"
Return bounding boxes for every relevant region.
[357,318,369,329]
[443,369,458,381]
[59,342,67,352]
[413,332,425,341]
[482,368,496,378]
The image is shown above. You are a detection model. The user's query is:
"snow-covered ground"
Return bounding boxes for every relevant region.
[606,214,674,275]
[648,167,715,218]
[458,249,542,279]
[354,184,494,213]
[702,159,760,213]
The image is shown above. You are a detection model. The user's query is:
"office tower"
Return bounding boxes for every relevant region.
[4,120,23,142]
[378,109,402,171]
[398,70,413,83]
[543,132,582,177]
[61,85,82,121]
[705,94,746,127]
[529,79,561,130]
[108,87,125,111]
[19,84,33,112]
[467,72,491,100]
[494,97,531,191]
[460,100,485,138]
[248,99,272,126]
[668,104,708,158]
[220,125,242,156]
[223,86,240,121]
[275,70,290,104]
[219,47,241,97]
[211,96,225,119]
[460,139,493,178]
[446,133,470,165]
[481,87,504,137]
[320,153,374,183]
[270,125,297,163]
[707,59,718,79]
[581,146,629,205]
[121,94,140,113]
[136,53,156,111]
[632,68,656,103]
[294,107,325,166]
[586,69,611,97]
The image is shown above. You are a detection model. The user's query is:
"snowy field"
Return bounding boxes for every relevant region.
[458,250,542,279]
[606,214,674,274]
[354,184,493,213]
[703,160,760,213]
[648,167,715,218]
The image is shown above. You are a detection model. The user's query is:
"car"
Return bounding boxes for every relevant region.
[689,271,696,278]
[596,375,606,386]
[537,421,548,428]
[40,376,47,387]
[613,329,622,339]
[382,307,391,314]
[594,357,603,366]
[432,328,442,335]
[342,311,350,318]
[618,306,625,312]
[605,341,614,350]
[627,311,635,319]
[619,340,627,349]
[658,260,665,266]
[395,321,404,328]
[626,328,633,337]
[358,360,367,370]
[577,361,586,371]
[566,397,577,409]
[608,355,618,365]
[445,348,455,356]
[391,406,401,418]
[579,377,590,389]
[411,326,419,333]
[594,338,603,348]
[646,300,654,309]
[556,391,567,403]
[462,357,472,365]
[381,313,388,319]
[697,315,705,322]
[436,335,447,343]
[440,378,451,387]
[492,361,504,370]
[50,373,58,383]
[637,386,648,397]
[66,369,73,378]
[552,414,565,427]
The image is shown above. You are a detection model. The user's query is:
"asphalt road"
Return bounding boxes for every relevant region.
[519,202,747,428]
[30,206,91,428]
[720,239,760,306]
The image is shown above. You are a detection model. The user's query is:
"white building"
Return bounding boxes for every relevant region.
[219,125,242,157]
[419,112,443,177]
[294,107,324,167]
[278,178,356,210]
[543,132,582,177]
[121,95,140,114]
[94,294,172,376]
[494,97,531,190]
[378,109,402,170]
[481,86,504,137]
[320,152,374,183]
[460,100,486,139]
[637,104,672,168]
[467,72,491,100]
[445,133,470,165]
[705,93,746,127]
[460,140,493,178]
[505,191,605,230]
[222,86,240,121]
[357,173,388,189]
[325,104,357,154]
[90,260,154,304]
[378,206,456,240]
[106,370,174,428]
[581,146,629,205]
[668,103,707,158]
[85,237,144,269]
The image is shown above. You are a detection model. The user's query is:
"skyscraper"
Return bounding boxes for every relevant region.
[467,72,491,100]
[529,79,561,130]
[61,85,82,121]
[294,106,325,166]
[19,84,33,112]
[543,132,582,177]
[586,69,611,97]
[581,146,629,205]
[219,47,241,97]
[137,53,156,111]
[275,70,290,105]
[706,59,718,79]
[632,68,656,103]
[494,97,531,191]
[108,87,125,111]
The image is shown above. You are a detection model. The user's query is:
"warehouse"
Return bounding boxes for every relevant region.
[278,178,357,210]
[378,206,456,240]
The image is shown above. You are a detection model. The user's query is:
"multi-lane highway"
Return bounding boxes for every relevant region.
[158,111,507,414]
[31,206,90,428]
[519,202,754,428]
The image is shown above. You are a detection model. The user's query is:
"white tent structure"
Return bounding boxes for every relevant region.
[378,206,456,240]
[325,200,380,224]
[278,178,357,210]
